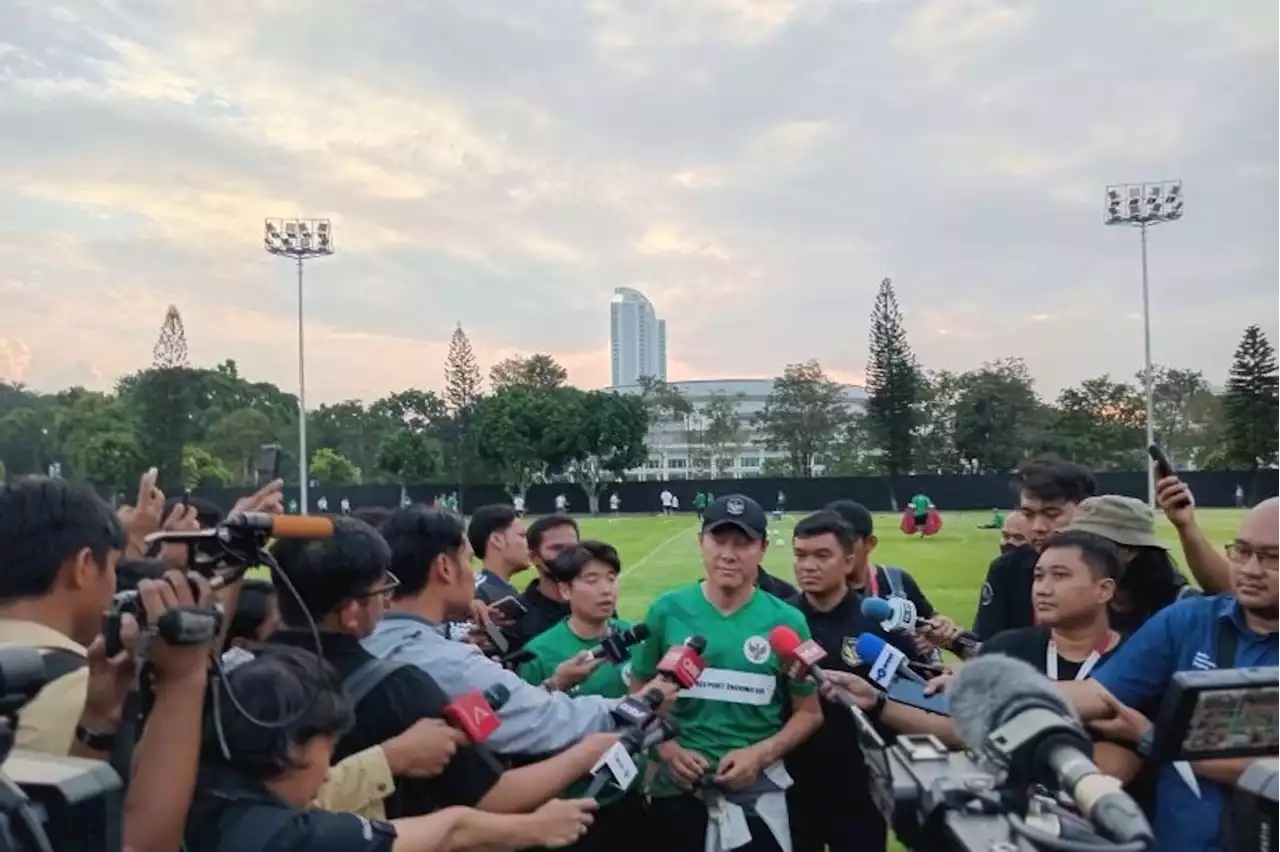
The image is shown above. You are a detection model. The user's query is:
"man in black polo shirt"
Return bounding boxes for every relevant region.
[785,511,933,852]
[469,504,531,607]
[265,515,618,819]
[515,515,582,643]
[972,456,1097,640]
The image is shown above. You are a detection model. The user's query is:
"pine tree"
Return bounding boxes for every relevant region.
[1223,325,1279,471]
[443,323,483,505]
[866,277,920,478]
[153,305,188,368]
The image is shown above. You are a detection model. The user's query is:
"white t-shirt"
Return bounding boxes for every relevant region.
[317,497,329,511]
[670,495,680,510]
[660,490,673,507]
[513,495,525,511]
[610,494,620,510]
[555,494,568,510]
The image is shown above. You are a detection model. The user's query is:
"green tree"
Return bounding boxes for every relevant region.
[310,447,362,486]
[489,354,568,392]
[76,429,144,489]
[865,277,920,476]
[913,369,964,473]
[635,376,692,468]
[756,360,851,477]
[0,407,56,476]
[689,393,746,477]
[443,323,484,495]
[205,408,277,484]
[128,306,198,490]
[1051,376,1145,470]
[310,401,387,480]
[952,358,1046,473]
[182,445,235,489]
[570,391,649,513]
[371,389,449,485]
[1136,366,1216,469]
[821,413,879,476]
[1222,325,1280,471]
[375,430,442,485]
[472,387,581,494]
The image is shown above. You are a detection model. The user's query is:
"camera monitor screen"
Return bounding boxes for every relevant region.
[1153,667,1279,762]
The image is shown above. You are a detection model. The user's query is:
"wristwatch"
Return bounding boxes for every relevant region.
[867,690,888,722]
[75,724,118,752]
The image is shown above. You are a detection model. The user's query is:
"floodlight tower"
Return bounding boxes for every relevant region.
[264,218,334,514]
[1103,181,1184,507]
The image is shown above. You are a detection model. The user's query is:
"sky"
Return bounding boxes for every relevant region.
[1,0,1276,405]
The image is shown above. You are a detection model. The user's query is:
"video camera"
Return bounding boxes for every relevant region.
[0,647,123,852]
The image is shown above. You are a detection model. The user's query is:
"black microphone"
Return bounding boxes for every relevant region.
[950,655,1154,847]
[588,624,651,662]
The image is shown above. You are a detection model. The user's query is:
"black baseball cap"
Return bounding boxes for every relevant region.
[824,500,874,538]
[702,494,767,541]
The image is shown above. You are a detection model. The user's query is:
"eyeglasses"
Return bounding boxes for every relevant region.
[353,571,401,601]
[1225,543,1280,572]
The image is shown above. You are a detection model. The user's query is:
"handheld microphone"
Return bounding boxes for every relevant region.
[584,716,681,799]
[854,633,928,686]
[611,687,665,731]
[768,626,858,712]
[589,624,651,663]
[950,655,1154,847]
[656,635,707,689]
[443,683,511,744]
[860,597,981,659]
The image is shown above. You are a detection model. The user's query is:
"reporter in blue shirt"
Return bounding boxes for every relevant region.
[1061,498,1279,852]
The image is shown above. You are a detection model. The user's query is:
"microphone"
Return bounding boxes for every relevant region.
[860,597,981,659]
[854,633,928,686]
[656,635,707,689]
[949,655,1154,847]
[610,687,665,731]
[767,626,858,712]
[442,683,511,744]
[222,512,336,539]
[584,716,681,799]
[589,624,651,662]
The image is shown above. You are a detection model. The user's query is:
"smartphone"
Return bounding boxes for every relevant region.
[256,443,282,483]
[490,595,529,621]
[886,679,951,717]
[1148,443,1175,479]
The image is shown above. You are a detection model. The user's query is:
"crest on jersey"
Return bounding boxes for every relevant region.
[726,497,746,516]
[841,637,860,667]
[743,635,770,664]
[979,582,994,607]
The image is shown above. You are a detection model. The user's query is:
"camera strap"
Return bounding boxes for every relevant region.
[344,658,415,707]
[38,647,87,682]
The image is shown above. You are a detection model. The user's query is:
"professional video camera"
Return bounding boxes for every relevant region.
[0,646,122,852]
[1147,666,1279,852]
[858,655,1156,852]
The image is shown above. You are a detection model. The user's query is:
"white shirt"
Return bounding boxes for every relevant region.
[610,495,620,509]
[513,496,525,511]
[555,495,567,509]
[670,496,680,509]
[660,490,673,507]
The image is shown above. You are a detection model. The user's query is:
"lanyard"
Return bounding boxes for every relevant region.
[1046,633,1111,681]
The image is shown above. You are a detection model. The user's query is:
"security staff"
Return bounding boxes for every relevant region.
[785,510,932,852]
[1060,499,1280,852]
[515,515,582,643]
[184,647,599,852]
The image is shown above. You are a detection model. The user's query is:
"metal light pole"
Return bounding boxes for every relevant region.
[1103,181,1184,507]
[264,218,334,513]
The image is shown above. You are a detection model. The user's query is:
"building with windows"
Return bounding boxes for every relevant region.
[612,378,868,481]
[610,287,667,387]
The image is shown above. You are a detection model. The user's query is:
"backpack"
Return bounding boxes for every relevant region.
[343,657,416,707]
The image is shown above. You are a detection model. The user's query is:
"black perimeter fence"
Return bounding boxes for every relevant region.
[192,470,1274,516]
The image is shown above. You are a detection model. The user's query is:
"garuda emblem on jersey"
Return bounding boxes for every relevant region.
[841,636,860,667]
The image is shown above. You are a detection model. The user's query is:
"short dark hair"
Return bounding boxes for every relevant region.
[380,506,466,598]
[115,557,168,594]
[270,515,389,626]
[793,511,857,553]
[467,504,519,560]
[1014,456,1097,505]
[549,540,621,584]
[527,515,579,553]
[822,500,875,538]
[225,579,277,650]
[1042,530,1122,581]
[0,476,127,601]
[203,646,353,780]
[349,506,391,529]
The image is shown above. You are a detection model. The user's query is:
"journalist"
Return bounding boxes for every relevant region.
[469,504,532,608]
[183,646,600,852]
[263,515,620,819]
[630,494,822,852]
[1058,498,1280,852]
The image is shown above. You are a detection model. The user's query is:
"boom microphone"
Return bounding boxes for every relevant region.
[854,633,928,686]
[949,655,1154,847]
[860,597,981,658]
[443,683,512,744]
[589,624,650,662]
[657,635,707,689]
[767,626,858,712]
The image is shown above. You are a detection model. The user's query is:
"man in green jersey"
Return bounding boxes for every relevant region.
[693,491,709,520]
[631,494,823,852]
[517,541,644,851]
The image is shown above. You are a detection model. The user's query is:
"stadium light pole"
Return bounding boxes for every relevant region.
[264,218,334,514]
[1103,181,1184,507]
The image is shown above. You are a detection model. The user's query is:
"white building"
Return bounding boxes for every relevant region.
[612,379,868,481]
[610,287,667,387]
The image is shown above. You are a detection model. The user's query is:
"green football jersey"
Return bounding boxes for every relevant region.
[516,618,633,699]
[630,583,816,798]
[910,493,931,514]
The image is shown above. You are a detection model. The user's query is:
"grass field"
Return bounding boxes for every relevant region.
[579,508,1246,624]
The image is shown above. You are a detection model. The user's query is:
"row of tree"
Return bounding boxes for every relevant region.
[1,289,1275,497]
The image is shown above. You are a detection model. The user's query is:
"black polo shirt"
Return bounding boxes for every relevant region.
[972,545,1038,641]
[475,569,520,606]
[514,578,571,646]
[756,567,800,606]
[265,630,501,817]
[185,763,396,852]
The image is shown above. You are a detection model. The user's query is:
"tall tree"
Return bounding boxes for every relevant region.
[1051,376,1145,470]
[635,376,692,468]
[952,358,1046,473]
[756,360,851,477]
[471,387,582,494]
[865,277,920,476]
[310,447,361,485]
[130,307,197,490]
[1222,325,1280,471]
[153,305,189,369]
[569,391,649,513]
[913,369,964,473]
[1136,365,1216,468]
[205,408,277,484]
[688,393,746,477]
[443,323,484,494]
[821,413,879,476]
[489,354,568,392]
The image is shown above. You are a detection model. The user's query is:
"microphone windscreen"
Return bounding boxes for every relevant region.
[854,632,888,663]
[860,597,894,621]
[687,635,708,654]
[629,623,651,643]
[483,682,512,711]
[949,654,1075,750]
[768,625,803,657]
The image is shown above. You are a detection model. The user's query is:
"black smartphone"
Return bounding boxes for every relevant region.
[490,595,529,621]
[256,443,282,482]
[1148,443,1175,479]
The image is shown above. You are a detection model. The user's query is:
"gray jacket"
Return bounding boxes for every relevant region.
[363,612,618,755]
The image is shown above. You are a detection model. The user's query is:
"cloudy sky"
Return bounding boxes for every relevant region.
[1,0,1276,404]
